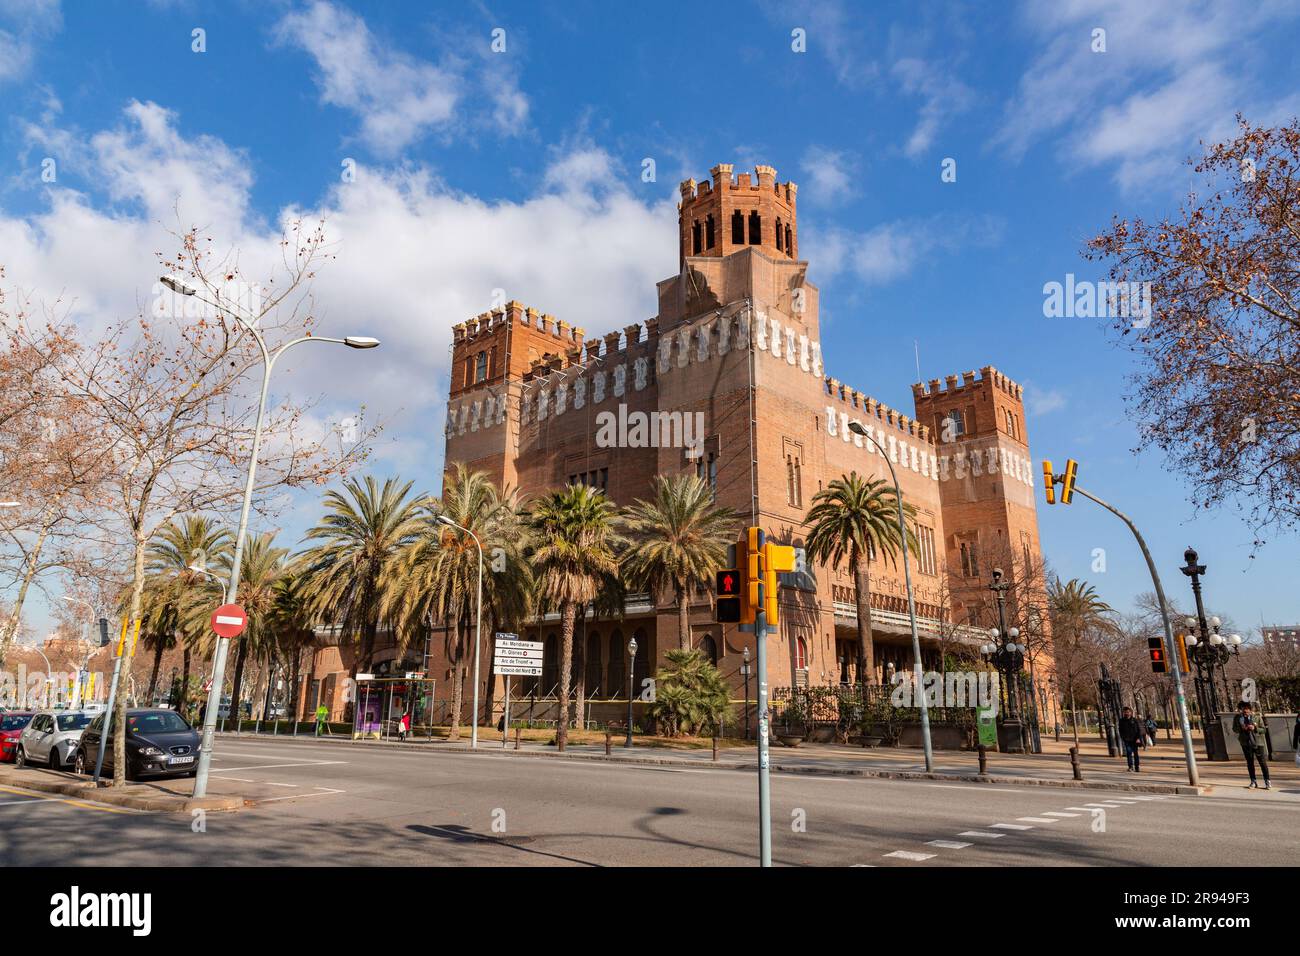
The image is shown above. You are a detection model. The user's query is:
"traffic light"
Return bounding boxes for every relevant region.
[745,527,762,624]
[1042,459,1055,504]
[763,544,796,627]
[716,568,741,623]
[1174,633,1191,674]
[1147,636,1167,673]
[1060,458,1079,504]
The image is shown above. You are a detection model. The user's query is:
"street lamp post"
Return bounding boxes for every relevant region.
[741,645,751,740]
[436,515,484,748]
[162,276,381,798]
[847,420,933,773]
[626,636,637,747]
[983,568,1027,753]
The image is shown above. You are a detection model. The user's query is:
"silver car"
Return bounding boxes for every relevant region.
[15,711,93,770]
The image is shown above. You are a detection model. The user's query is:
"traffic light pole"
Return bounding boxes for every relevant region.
[1071,485,1199,787]
[755,530,772,868]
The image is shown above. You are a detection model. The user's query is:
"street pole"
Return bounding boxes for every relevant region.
[1071,485,1199,786]
[177,280,378,797]
[755,529,772,867]
[848,422,933,772]
[94,619,136,784]
[626,637,637,747]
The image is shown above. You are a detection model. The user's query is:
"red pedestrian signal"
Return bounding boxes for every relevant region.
[1147,636,1167,673]
[716,568,741,622]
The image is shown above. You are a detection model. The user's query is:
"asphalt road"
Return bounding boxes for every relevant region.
[1,736,1296,866]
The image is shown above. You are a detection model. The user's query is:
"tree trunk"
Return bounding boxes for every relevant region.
[0,524,49,670]
[852,555,876,685]
[228,637,248,727]
[180,645,191,719]
[290,645,302,723]
[676,582,691,650]
[146,639,165,704]
[573,607,586,731]
[114,536,147,787]
[449,612,466,740]
[556,601,577,751]
[1070,684,1081,749]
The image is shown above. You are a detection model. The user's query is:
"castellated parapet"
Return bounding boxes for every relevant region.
[677,163,799,268]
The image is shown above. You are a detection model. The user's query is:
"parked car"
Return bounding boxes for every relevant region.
[74,709,202,780]
[15,710,92,770]
[0,712,35,763]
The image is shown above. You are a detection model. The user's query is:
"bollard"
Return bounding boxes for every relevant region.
[605,729,612,755]
[977,744,988,775]
[713,733,719,762]
[1069,746,1083,780]
[514,726,521,750]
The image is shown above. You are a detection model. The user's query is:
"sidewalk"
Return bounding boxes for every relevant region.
[219,727,1300,798]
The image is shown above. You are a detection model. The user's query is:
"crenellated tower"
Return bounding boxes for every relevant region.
[678,164,799,269]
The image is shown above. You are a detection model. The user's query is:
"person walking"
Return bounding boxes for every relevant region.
[1144,714,1158,746]
[315,704,329,737]
[1233,701,1270,789]
[1118,706,1143,772]
[398,711,410,741]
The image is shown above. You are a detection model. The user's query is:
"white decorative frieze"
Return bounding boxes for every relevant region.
[696,323,710,362]
[593,370,606,403]
[470,400,482,431]
[574,377,586,410]
[753,310,768,350]
[634,356,648,390]
[555,382,568,415]
[613,363,626,397]
[677,327,690,367]
[657,338,672,374]
[785,327,797,366]
[769,316,782,359]
[538,388,549,420]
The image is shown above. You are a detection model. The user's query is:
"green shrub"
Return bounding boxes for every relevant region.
[648,649,731,737]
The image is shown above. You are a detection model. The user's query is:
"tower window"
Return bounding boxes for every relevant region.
[944,409,965,438]
[475,351,488,383]
[731,210,744,244]
[785,224,792,255]
[776,218,784,252]
[960,538,980,578]
[705,214,715,248]
[692,220,701,255]
[748,211,761,245]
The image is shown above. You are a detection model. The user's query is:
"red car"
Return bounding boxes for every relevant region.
[0,712,35,762]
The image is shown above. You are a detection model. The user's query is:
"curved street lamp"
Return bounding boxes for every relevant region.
[162,275,381,796]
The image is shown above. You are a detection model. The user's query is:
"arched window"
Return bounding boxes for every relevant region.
[474,351,488,383]
[776,217,784,252]
[795,636,808,671]
[585,633,603,698]
[699,634,717,665]
[691,220,701,255]
[731,210,744,244]
[608,629,625,699]
[705,214,715,248]
[785,224,793,255]
[748,211,761,245]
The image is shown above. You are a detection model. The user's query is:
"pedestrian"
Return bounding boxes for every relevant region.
[1144,714,1157,746]
[1233,701,1270,789]
[398,711,410,741]
[1293,713,1300,768]
[315,704,328,737]
[1118,706,1143,772]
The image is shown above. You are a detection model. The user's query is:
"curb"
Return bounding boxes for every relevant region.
[0,768,244,812]
[214,731,1202,795]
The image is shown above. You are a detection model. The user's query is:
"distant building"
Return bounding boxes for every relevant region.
[1262,626,1300,651]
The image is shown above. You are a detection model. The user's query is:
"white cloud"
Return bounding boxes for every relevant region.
[800,145,857,205]
[1023,381,1066,416]
[994,0,1300,188]
[803,213,1003,286]
[891,57,974,159]
[271,1,529,156]
[0,0,61,84]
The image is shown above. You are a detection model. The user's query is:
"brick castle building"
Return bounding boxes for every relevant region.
[300,162,1050,723]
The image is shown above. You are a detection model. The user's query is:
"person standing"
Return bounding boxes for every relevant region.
[1232,701,1270,789]
[1118,706,1143,772]
[1144,714,1158,746]
[398,711,410,741]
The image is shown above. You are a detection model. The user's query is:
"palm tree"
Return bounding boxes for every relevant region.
[217,532,291,723]
[621,474,736,651]
[387,465,532,739]
[270,566,316,725]
[804,472,916,686]
[141,516,232,712]
[299,476,426,680]
[1048,577,1115,747]
[529,484,622,750]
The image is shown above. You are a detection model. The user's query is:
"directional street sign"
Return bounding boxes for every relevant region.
[494,634,542,676]
[210,604,247,639]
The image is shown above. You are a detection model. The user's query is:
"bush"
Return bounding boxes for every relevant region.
[648,649,731,737]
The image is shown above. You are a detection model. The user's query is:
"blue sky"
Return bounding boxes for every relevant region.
[3,0,1299,638]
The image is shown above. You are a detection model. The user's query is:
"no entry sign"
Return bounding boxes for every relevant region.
[210,603,247,639]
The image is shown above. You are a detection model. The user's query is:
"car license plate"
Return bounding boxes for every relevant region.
[167,755,194,765]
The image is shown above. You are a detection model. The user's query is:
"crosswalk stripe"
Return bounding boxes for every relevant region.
[991,823,1032,830]
[1042,811,1079,817]
[926,840,972,849]
[883,850,936,861]
[959,830,1005,839]
[1017,816,1059,823]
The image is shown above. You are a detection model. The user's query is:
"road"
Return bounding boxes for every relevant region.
[1,736,1296,866]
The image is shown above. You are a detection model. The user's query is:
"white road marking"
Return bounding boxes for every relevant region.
[991,823,1032,830]
[209,760,346,772]
[925,784,1028,793]
[1042,811,1079,817]
[926,840,971,849]
[883,850,935,861]
[259,787,345,803]
[959,831,1004,839]
[1063,806,1096,812]
[1017,816,1059,824]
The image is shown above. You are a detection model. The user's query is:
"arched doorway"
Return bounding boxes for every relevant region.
[608,629,625,698]
[699,634,718,665]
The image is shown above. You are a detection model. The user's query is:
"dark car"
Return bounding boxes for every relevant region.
[0,712,35,763]
[74,709,202,780]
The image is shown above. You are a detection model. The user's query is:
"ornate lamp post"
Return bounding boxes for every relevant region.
[625,635,637,748]
[741,645,751,741]
[981,568,1027,752]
